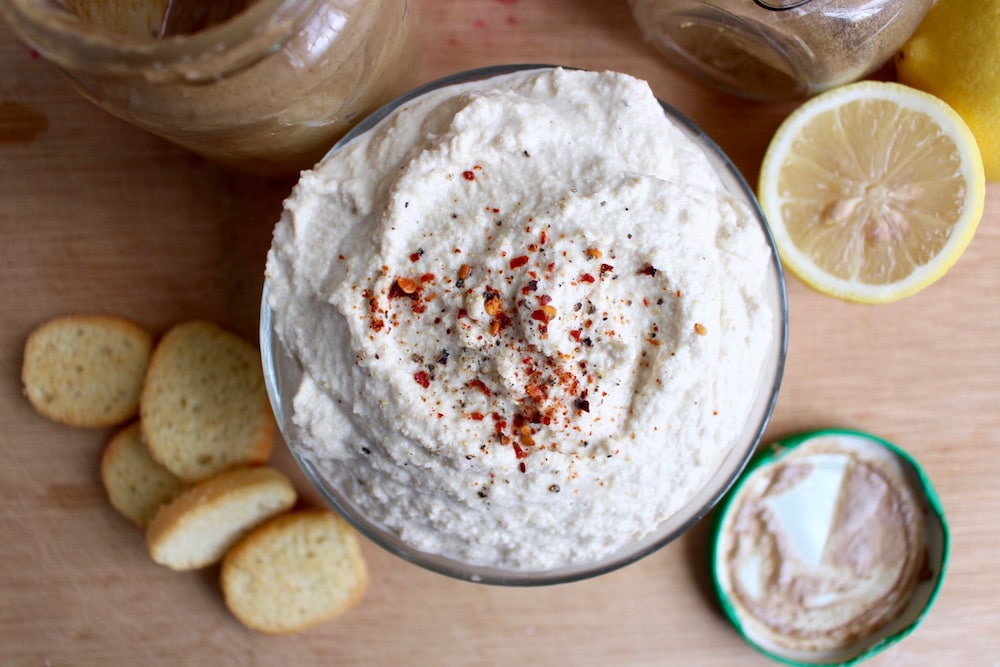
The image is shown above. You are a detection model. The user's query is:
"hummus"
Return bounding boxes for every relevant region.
[265,68,775,570]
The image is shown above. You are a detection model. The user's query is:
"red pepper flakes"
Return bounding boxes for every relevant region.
[600,263,614,275]
[640,265,658,276]
[414,371,431,388]
[462,170,476,180]
[539,230,548,244]
[420,273,435,283]
[510,255,529,269]
[581,273,596,283]
[468,379,492,396]
[530,304,556,323]
[395,277,418,294]
[569,329,582,341]
[525,383,547,402]
[409,251,423,262]
[470,412,486,421]
[484,295,503,316]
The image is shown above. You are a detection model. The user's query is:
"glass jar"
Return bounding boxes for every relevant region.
[628,0,932,100]
[0,0,418,175]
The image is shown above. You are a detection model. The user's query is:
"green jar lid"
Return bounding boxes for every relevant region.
[710,429,949,666]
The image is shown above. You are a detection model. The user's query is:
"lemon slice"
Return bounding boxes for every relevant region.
[758,81,985,303]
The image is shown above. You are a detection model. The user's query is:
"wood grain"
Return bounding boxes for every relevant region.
[2,1,998,665]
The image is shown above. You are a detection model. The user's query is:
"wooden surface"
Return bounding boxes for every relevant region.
[2,1,999,665]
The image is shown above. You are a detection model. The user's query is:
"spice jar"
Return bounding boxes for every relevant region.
[628,0,932,100]
[0,0,418,175]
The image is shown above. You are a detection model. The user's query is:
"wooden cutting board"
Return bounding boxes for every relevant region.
[2,1,998,664]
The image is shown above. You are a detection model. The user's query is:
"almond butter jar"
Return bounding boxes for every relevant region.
[0,0,418,175]
[628,0,931,100]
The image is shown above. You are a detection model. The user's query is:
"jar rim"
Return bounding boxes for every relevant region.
[1,0,323,82]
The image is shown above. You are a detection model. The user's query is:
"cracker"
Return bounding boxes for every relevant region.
[221,510,368,634]
[22,315,153,427]
[146,465,296,571]
[140,320,274,482]
[101,421,187,527]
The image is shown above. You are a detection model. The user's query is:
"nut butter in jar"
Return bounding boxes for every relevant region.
[628,0,931,100]
[0,0,418,175]
[711,430,949,665]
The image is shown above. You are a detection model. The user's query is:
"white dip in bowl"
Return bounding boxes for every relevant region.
[263,66,786,582]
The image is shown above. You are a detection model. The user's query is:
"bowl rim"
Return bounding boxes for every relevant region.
[260,63,789,586]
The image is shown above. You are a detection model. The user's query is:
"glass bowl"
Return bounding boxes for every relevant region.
[260,64,788,586]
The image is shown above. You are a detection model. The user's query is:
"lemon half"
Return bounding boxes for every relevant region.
[758,81,985,304]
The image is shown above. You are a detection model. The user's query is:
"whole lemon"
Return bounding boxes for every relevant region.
[896,0,1000,181]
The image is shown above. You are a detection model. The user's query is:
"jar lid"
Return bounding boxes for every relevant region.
[710,429,949,665]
